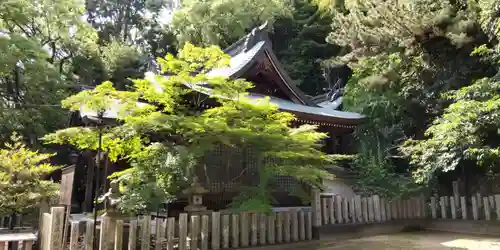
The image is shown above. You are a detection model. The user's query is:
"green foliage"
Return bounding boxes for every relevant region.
[0,133,59,216]
[0,0,98,145]
[171,0,292,47]
[44,44,331,213]
[401,77,500,184]
[329,0,500,195]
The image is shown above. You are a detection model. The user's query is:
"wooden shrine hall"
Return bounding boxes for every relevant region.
[61,22,364,214]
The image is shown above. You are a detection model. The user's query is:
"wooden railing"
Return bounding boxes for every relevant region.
[312,194,427,227]
[40,208,314,250]
[429,194,500,220]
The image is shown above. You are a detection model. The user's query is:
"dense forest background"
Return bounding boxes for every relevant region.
[0,0,499,197]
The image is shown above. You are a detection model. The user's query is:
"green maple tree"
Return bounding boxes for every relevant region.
[0,133,59,217]
[43,44,331,213]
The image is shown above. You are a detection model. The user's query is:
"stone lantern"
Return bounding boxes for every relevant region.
[182,177,209,214]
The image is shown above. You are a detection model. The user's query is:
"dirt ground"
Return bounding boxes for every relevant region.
[317,232,500,250]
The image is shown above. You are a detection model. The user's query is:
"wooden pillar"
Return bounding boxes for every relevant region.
[311,189,321,239]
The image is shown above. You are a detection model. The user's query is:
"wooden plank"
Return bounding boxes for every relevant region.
[85,220,95,250]
[322,197,329,225]
[166,218,175,250]
[115,220,124,250]
[23,241,34,250]
[362,197,369,223]
[471,196,479,220]
[299,211,305,241]
[328,197,335,224]
[190,215,200,250]
[69,221,80,250]
[373,195,381,222]
[367,197,374,222]
[201,215,209,250]
[141,216,151,250]
[450,197,457,219]
[336,196,343,224]
[154,218,163,250]
[275,212,283,244]
[127,220,137,250]
[348,198,355,223]
[99,216,110,250]
[250,213,258,246]
[343,197,349,223]
[430,197,437,219]
[231,214,239,248]
[50,207,65,250]
[283,211,291,243]
[440,197,447,219]
[259,213,266,245]
[484,197,491,220]
[306,211,312,240]
[312,189,322,227]
[461,196,467,220]
[495,195,500,221]
[291,210,299,241]
[220,214,229,248]
[355,195,362,223]
[41,213,52,250]
[489,196,496,210]
[267,212,276,244]
[386,200,392,221]
[178,213,188,250]
[391,200,397,220]
[380,198,386,221]
[240,213,249,247]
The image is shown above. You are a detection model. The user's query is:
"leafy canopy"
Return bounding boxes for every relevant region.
[43,44,331,213]
[0,133,59,216]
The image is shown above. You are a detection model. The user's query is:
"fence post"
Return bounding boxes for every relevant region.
[483,197,491,220]
[311,190,321,239]
[299,211,306,241]
[190,215,200,250]
[327,197,335,224]
[141,215,151,250]
[283,211,291,243]
[355,195,362,223]
[275,212,283,244]
[373,195,381,222]
[114,220,124,250]
[336,196,343,224]
[440,197,447,219]
[430,197,437,219]
[127,220,137,250]
[240,213,249,247]
[450,197,457,219]
[49,207,65,250]
[380,198,386,221]
[258,213,266,245]
[471,196,479,220]
[179,213,188,250]
[367,196,374,222]
[231,214,239,248]
[460,197,467,220]
[69,221,80,250]
[268,212,276,244]
[321,197,328,225]
[495,195,500,221]
[362,197,368,223]
[201,215,209,250]
[343,197,349,223]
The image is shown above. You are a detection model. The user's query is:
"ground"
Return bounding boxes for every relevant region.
[319,232,500,250]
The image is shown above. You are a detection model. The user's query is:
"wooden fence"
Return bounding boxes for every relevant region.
[39,208,314,250]
[313,194,427,227]
[428,194,500,221]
